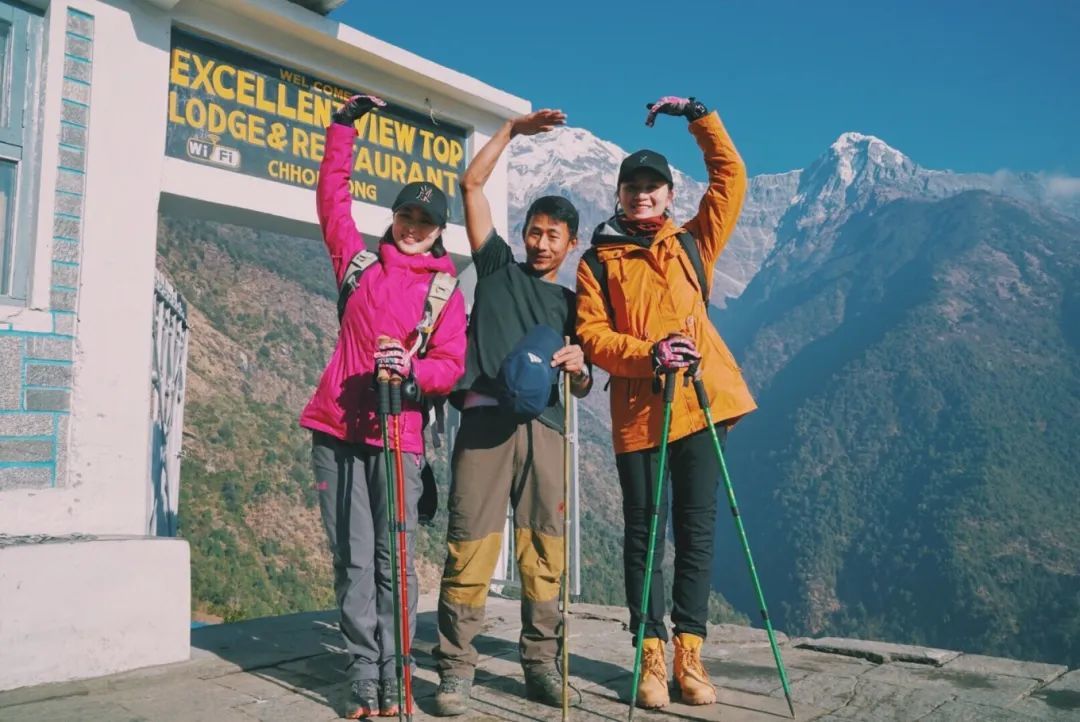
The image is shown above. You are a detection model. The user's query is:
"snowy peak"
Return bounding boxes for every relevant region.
[830,131,907,161]
[799,132,916,199]
[509,125,625,169]
[830,132,911,183]
[779,132,928,241]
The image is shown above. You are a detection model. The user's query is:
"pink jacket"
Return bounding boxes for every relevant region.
[299,123,467,454]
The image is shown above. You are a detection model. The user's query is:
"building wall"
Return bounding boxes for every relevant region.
[0,0,173,536]
[0,4,99,496]
[0,0,526,535]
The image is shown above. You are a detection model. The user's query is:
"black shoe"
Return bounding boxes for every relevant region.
[433,675,472,717]
[344,679,379,719]
[524,664,564,708]
[379,678,404,717]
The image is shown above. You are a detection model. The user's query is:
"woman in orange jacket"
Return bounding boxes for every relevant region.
[575,96,756,710]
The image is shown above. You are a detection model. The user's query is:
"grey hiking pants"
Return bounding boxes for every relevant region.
[312,430,422,682]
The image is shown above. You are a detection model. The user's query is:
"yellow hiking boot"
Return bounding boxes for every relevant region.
[635,637,670,709]
[673,633,717,705]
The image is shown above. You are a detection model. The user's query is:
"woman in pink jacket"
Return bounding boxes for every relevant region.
[300,94,467,719]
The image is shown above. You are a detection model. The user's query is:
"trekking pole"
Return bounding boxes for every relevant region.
[686,362,796,719]
[389,376,415,722]
[627,369,676,722]
[561,346,572,721]
[377,369,406,722]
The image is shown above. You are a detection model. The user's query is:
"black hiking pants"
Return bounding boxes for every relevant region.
[616,423,726,644]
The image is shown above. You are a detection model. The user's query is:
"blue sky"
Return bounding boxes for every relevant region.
[330,1,1079,181]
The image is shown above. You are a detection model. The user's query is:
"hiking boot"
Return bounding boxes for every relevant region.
[635,637,669,709]
[524,663,563,707]
[378,678,403,717]
[433,675,472,717]
[673,633,717,705]
[344,679,379,719]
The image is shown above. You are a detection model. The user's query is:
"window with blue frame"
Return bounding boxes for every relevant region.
[0,1,43,304]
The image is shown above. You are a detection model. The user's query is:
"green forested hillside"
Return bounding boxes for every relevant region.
[714,192,1080,666]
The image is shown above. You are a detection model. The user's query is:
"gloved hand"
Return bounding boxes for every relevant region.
[374,339,412,378]
[644,96,708,126]
[332,93,386,127]
[651,334,701,371]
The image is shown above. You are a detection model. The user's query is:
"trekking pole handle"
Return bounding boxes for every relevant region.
[377,369,391,415]
[662,369,677,403]
[687,360,709,408]
[389,376,402,416]
[376,334,405,416]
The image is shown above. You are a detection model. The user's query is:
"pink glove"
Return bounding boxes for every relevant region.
[374,340,412,378]
[651,334,701,371]
[644,96,708,126]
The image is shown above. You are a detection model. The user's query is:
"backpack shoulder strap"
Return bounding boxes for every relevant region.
[581,247,615,321]
[337,249,379,323]
[415,271,459,357]
[676,231,710,305]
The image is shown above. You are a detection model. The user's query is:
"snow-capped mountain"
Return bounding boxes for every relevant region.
[760,132,1080,292]
[506,126,1079,306]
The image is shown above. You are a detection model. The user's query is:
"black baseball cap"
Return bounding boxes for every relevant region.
[618,149,673,186]
[392,182,448,227]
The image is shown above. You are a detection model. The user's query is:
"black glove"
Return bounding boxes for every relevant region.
[644,96,709,126]
[332,93,386,127]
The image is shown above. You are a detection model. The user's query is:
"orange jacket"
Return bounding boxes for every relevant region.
[575,112,757,454]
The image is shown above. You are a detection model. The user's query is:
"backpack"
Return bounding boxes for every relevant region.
[581,231,709,325]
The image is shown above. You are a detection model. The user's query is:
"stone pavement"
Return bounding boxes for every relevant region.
[1,594,1077,721]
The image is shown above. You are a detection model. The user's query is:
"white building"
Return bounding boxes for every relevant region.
[0,0,527,691]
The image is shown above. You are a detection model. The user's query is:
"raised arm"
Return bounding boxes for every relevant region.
[684,112,747,272]
[460,109,566,252]
[316,94,385,283]
[643,96,747,273]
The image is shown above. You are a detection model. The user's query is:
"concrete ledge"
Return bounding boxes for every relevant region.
[797,636,960,666]
[0,535,191,691]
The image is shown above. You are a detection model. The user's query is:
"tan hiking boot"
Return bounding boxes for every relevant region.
[635,637,670,709]
[673,633,717,705]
